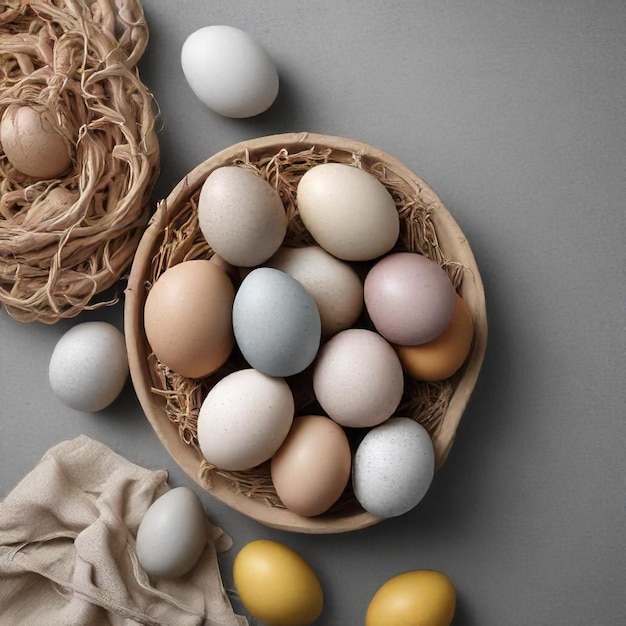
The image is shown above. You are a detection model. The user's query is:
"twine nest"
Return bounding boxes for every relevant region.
[144,145,469,512]
[0,0,159,323]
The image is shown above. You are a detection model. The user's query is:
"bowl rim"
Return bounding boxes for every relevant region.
[124,131,487,534]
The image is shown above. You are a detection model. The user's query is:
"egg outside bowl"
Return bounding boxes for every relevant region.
[125,132,487,534]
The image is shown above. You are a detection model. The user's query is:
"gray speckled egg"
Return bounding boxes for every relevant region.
[352,417,435,518]
[233,267,321,377]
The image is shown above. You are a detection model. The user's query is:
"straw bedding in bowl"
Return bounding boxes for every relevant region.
[0,0,159,323]
[137,135,483,517]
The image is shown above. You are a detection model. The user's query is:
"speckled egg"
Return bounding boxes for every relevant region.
[312,329,403,428]
[233,268,321,377]
[352,417,435,518]
[198,166,287,267]
[48,321,128,412]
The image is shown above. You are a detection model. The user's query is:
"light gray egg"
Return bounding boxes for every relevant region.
[135,487,207,579]
[352,417,435,518]
[233,267,321,377]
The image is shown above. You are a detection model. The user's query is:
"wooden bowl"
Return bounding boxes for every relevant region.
[125,132,487,534]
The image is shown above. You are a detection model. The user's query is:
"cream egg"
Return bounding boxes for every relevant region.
[135,487,207,579]
[296,163,399,261]
[48,321,128,412]
[265,245,363,336]
[181,25,279,118]
[0,105,72,179]
[198,166,287,267]
[312,328,403,428]
[197,369,294,471]
[352,417,435,518]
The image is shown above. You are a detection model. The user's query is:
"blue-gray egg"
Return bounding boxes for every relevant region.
[352,418,435,518]
[233,268,321,377]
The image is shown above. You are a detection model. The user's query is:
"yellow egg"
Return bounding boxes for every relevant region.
[394,295,474,381]
[233,539,323,626]
[365,570,456,626]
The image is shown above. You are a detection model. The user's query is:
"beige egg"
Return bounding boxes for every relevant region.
[271,415,351,517]
[266,246,364,336]
[296,163,399,261]
[198,166,287,267]
[143,260,235,378]
[0,105,72,179]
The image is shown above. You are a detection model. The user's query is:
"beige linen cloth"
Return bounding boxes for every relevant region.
[0,435,248,626]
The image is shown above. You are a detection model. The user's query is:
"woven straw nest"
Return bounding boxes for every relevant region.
[0,0,159,323]
[126,133,488,533]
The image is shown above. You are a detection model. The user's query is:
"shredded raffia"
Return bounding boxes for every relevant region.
[145,144,469,511]
[0,0,159,323]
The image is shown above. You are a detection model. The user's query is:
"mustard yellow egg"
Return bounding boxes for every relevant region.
[233,539,323,626]
[365,570,456,626]
[394,295,474,382]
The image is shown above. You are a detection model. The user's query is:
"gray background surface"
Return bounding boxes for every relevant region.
[1,1,625,624]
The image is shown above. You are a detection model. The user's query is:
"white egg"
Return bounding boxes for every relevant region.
[135,487,207,579]
[48,321,129,412]
[352,418,435,518]
[181,25,279,118]
[197,369,294,471]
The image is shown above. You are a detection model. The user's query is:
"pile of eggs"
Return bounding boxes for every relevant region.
[143,161,474,520]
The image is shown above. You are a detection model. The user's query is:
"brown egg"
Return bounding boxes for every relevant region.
[144,260,235,378]
[0,105,72,179]
[394,295,474,381]
[271,415,351,517]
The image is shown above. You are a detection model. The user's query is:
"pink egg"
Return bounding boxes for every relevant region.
[364,252,456,346]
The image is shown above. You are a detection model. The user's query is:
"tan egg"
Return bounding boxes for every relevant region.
[0,105,72,179]
[143,260,235,378]
[394,295,474,381]
[266,246,363,336]
[271,415,351,517]
[198,166,287,267]
[296,163,399,261]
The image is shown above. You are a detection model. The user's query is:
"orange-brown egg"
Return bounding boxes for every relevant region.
[394,295,474,381]
[271,415,351,517]
[143,260,235,378]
